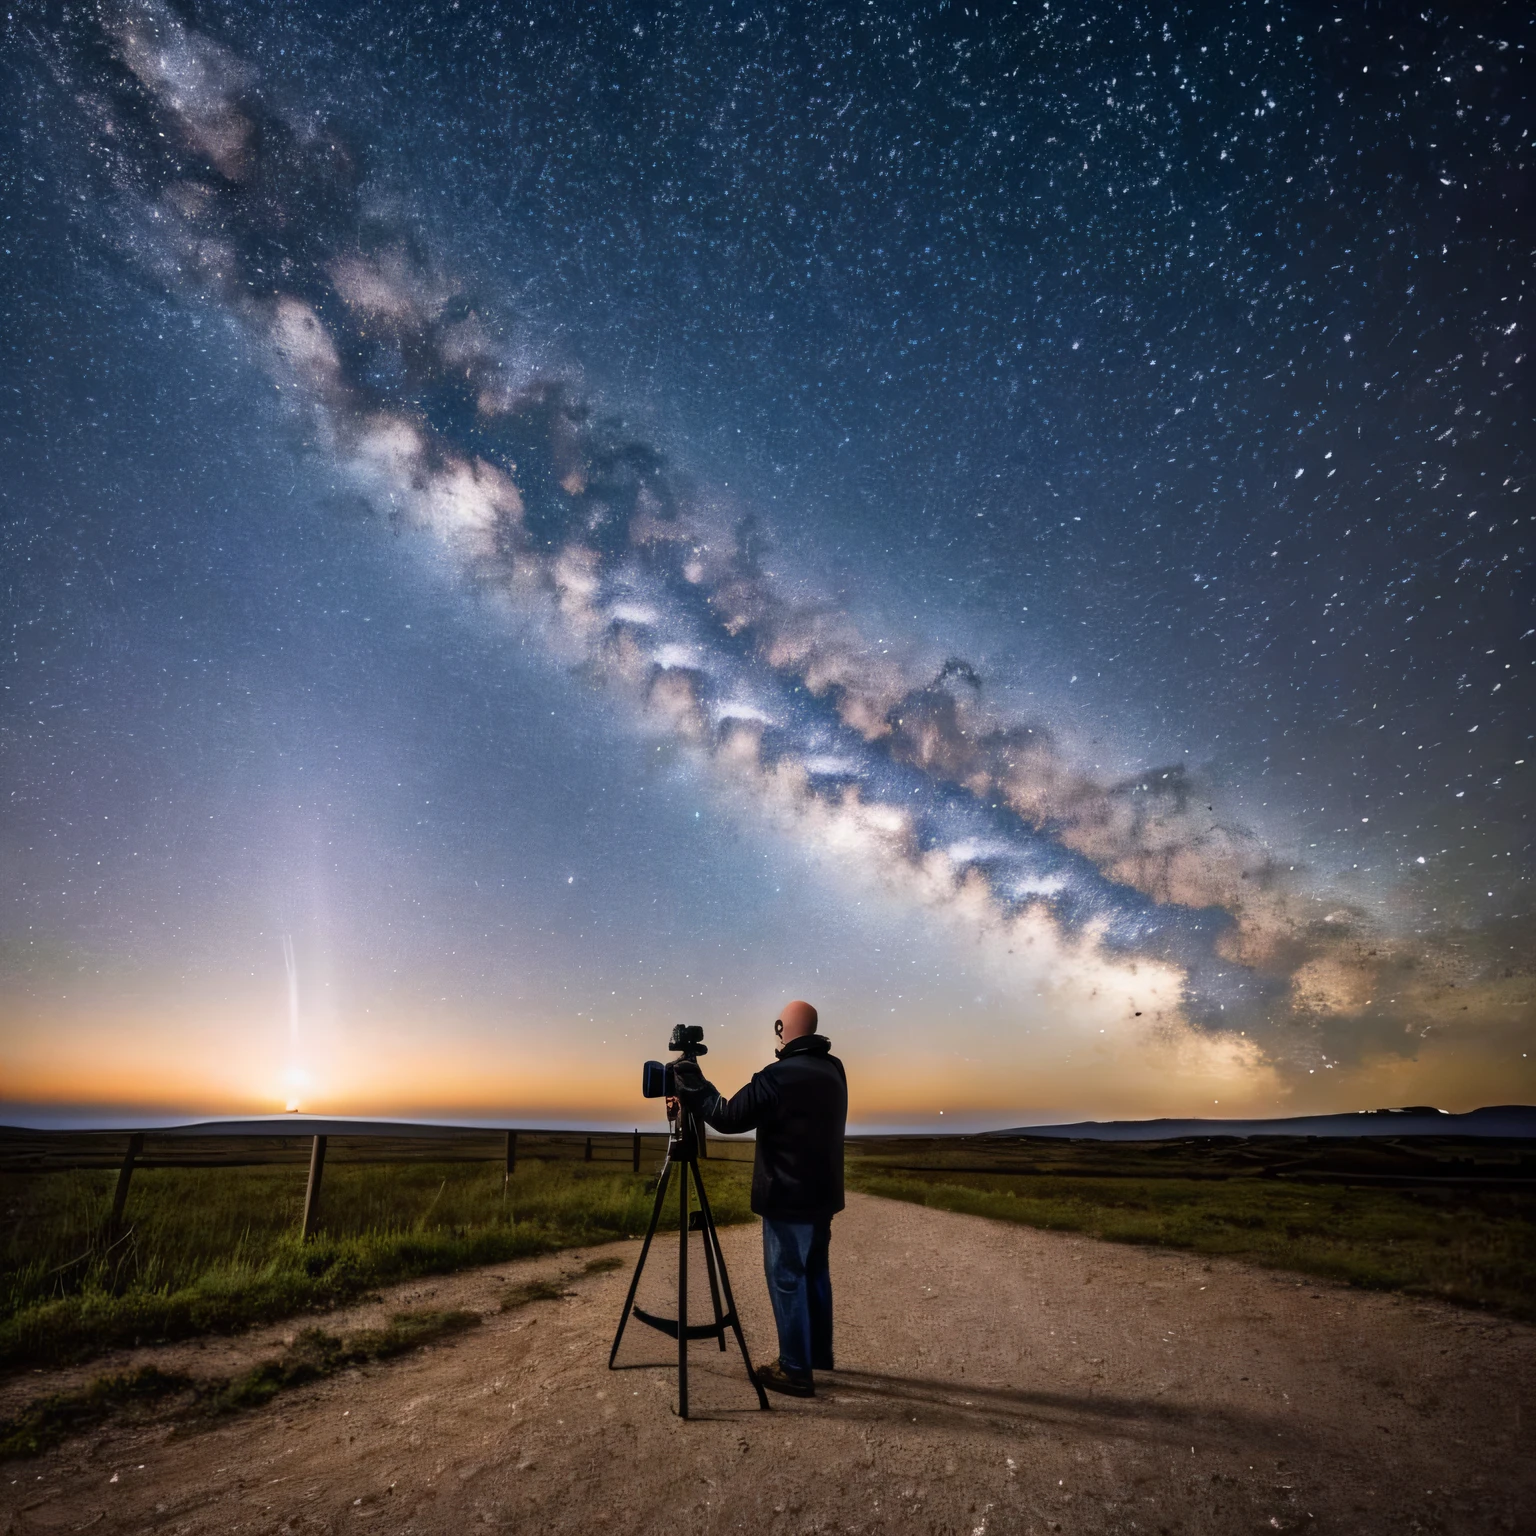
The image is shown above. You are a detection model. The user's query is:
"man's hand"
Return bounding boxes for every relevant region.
[670,1058,706,1096]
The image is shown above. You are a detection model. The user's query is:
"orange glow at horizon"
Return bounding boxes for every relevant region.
[5,988,1532,1127]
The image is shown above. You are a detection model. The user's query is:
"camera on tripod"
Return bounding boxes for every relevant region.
[614,1019,767,1415]
[641,1023,707,1099]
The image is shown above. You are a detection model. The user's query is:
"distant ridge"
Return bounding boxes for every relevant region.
[152,1116,516,1138]
[0,1113,604,1136]
[987,1104,1536,1140]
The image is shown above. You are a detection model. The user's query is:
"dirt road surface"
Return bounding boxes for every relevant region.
[3,1192,1533,1535]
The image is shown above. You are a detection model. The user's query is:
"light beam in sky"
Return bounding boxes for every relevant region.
[281,932,304,1112]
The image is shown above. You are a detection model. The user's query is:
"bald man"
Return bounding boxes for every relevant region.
[672,999,847,1397]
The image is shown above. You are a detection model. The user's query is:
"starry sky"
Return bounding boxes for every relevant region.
[2,0,1531,1130]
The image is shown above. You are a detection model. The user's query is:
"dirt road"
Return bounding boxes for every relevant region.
[3,1192,1532,1535]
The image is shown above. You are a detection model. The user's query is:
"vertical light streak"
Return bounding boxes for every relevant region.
[281,932,307,1111]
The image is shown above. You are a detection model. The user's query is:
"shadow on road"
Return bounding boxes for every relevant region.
[612,1358,1314,1452]
[809,1368,1310,1451]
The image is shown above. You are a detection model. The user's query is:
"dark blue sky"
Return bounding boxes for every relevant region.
[1,0,1531,1124]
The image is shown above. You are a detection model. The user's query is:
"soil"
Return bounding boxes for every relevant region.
[2,1191,1532,1535]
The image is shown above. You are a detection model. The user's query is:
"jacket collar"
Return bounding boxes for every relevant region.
[775,1032,831,1061]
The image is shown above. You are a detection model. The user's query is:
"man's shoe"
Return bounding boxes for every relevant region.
[757,1359,815,1398]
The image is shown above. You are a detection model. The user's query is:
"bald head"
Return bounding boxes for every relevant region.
[776,999,819,1042]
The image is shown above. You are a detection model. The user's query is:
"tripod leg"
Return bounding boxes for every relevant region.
[691,1158,728,1351]
[677,1156,689,1419]
[608,1152,673,1368]
[691,1164,771,1411]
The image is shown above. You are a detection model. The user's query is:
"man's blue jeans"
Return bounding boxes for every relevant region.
[761,1217,834,1376]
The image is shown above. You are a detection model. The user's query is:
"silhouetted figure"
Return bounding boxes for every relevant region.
[672,999,847,1397]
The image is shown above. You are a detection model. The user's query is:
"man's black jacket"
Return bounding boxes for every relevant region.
[678,1034,846,1223]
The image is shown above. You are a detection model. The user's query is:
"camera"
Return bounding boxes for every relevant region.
[641,1023,707,1098]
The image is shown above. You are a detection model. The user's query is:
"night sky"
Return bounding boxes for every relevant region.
[2,0,1532,1128]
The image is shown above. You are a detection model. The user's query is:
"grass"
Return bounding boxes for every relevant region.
[499,1277,572,1310]
[498,1254,623,1311]
[0,1366,193,1459]
[205,1308,481,1413]
[0,1309,480,1459]
[1,1156,754,1374]
[846,1164,1536,1320]
[8,1126,1531,1391]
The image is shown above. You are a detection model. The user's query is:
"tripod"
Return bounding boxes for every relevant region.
[608,1103,770,1418]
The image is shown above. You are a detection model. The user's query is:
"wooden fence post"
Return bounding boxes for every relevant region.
[109,1132,144,1229]
[632,1129,641,1173]
[301,1134,327,1239]
[584,1135,593,1162]
[504,1130,518,1180]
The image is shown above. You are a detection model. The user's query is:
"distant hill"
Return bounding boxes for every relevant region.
[987,1105,1536,1140]
[0,1112,597,1136]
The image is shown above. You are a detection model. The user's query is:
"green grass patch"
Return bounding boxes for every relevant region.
[0,1365,194,1459]
[0,1308,480,1459]
[848,1165,1536,1320]
[1,1158,751,1374]
[207,1308,480,1413]
[499,1278,572,1310]
[498,1238,632,1309]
